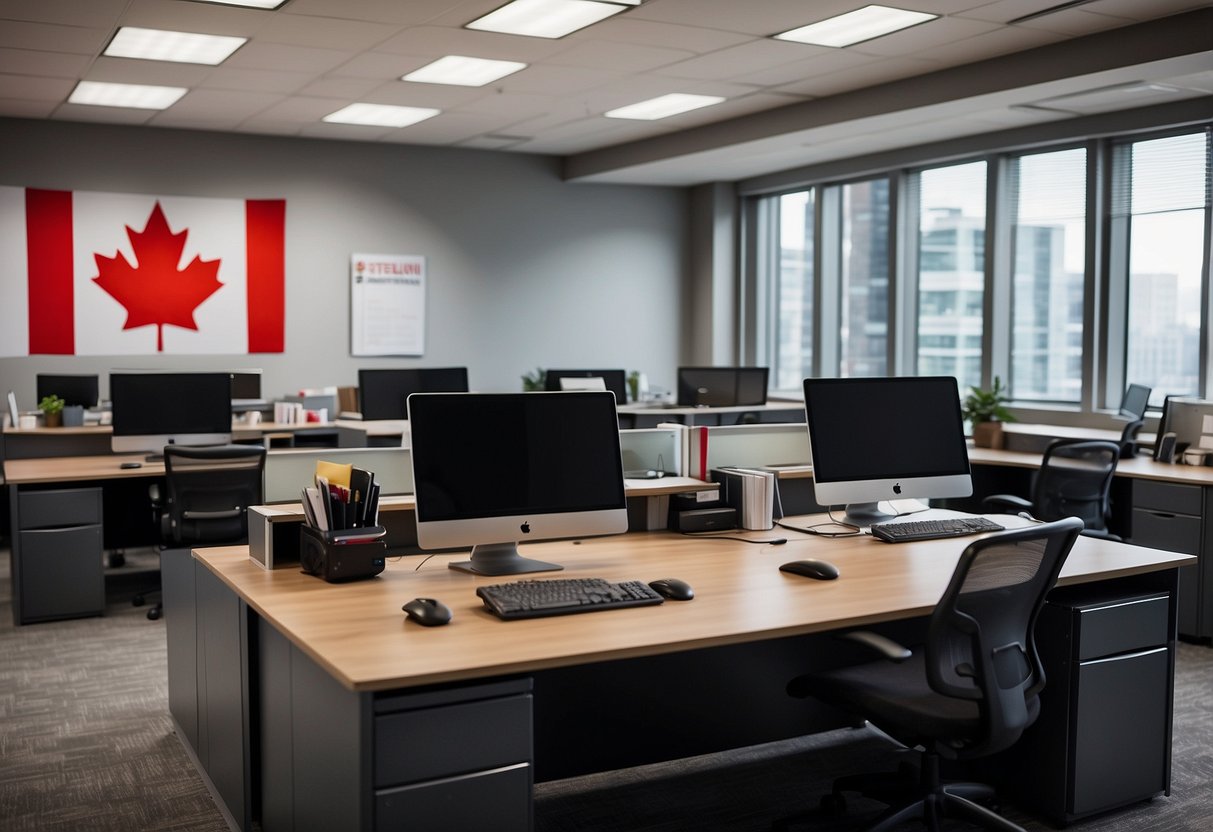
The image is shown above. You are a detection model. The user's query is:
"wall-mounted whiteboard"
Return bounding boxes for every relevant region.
[350,253,426,356]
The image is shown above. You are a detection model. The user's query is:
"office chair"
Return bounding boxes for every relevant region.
[981,438,1121,540]
[134,444,266,620]
[781,517,1084,832]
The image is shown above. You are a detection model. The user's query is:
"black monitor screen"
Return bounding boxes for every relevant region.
[36,374,99,408]
[111,373,232,437]
[358,367,468,420]
[229,371,262,400]
[544,369,627,403]
[677,367,769,407]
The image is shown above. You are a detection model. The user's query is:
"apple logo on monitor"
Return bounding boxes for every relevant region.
[893,483,902,494]
[520,521,531,534]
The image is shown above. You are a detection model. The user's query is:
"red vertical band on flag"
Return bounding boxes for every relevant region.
[246,199,285,353]
[26,188,74,354]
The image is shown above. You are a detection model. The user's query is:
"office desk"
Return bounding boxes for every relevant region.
[176,527,1189,831]
[1,421,338,461]
[965,447,1213,640]
[617,401,805,428]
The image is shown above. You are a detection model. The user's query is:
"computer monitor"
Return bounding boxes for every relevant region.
[358,367,468,420]
[544,369,628,404]
[228,370,262,401]
[1117,383,1151,421]
[1165,398,1213,458]
[408,391,629,576]
[111,372,233,458]
[802,376,973,525]
[677,367,769,407]
[36,374,99,408]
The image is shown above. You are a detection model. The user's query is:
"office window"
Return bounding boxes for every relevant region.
[915,162,986,393]
[1114,131,1209,405]
[1009,148,1087,403]
[839,178,890,377]
[776,191,814,389]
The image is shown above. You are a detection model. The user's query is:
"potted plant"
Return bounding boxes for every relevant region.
[961,376,1014,449]
[38,394,65,428]
[521,367,546,392]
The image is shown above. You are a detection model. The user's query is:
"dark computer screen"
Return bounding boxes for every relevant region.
[1118,384,1151,420]
[544,369,627,403]
[111,372,232,438]
[36,374,99,408]
[358,367,468,420]
[677,367,769,407]
[229,371,262,400]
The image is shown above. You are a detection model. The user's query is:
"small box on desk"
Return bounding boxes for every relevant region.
[300,525,387,582]
[674,507,737,533]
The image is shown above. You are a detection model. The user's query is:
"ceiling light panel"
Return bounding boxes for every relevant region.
[774,5,938,48]
[68,81,188,109]
[404,56,527,87]
[323,103,440,127]
[466,0,629,39]
[188,1,288,8]
[105,27,247,65]
[604,93,725,120]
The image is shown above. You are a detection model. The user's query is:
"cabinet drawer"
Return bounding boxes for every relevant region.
[375,763,531,832]
[1132,479,1202,516]
[18,525,104,621]
[374,693,532,788]
[1075,593,1169,661]
[1131,508,1201,556]
[18,487,103,529]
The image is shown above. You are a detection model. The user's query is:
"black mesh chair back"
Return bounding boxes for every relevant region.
[162,444,266,545]
[926,516,1084,758]
[1031,439,1119,534]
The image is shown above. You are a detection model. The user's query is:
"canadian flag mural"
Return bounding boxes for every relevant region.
[0,187,285,356]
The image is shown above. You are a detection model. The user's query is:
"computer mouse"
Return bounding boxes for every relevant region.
[648,578,694,601]
[779,559,840,581]
[402,597,452,626]
[120,461,142,469]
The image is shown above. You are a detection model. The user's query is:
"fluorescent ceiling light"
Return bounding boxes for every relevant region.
[189,1,288,8]
[323,103,440,128]
[466,0,627,39]
[68,80,188,109]
[104,26,247,65]
[605,93,725,120]
[403,55,527,87]
[774,5,937,48]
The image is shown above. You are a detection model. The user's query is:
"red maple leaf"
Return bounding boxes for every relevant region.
[92,201,223,352]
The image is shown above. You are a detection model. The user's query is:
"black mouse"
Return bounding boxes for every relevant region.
[780,559,840,581]
[120,461,142,469]
[402,597,452,626]
[648,578,694,601]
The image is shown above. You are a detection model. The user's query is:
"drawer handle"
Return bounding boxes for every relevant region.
[1144,511,1178,520]
[1081,646,1168,666]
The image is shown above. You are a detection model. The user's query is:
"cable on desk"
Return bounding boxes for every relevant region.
[681,532,787,544]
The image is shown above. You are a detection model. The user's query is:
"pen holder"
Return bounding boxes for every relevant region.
[300,524,387,583]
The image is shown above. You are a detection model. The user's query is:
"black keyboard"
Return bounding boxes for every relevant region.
[476,578,664,620]
[870,516,1004,543]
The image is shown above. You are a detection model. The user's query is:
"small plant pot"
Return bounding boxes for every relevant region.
[43,411,63,428]
[972,421,1004,449]
[62,405,85,427]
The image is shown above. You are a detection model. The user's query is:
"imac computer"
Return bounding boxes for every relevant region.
[1117,383,1151,421]
[358,367,468,420]
[544,369,628,404]
[677,367,769,407]
[802,376,972,525]
[36,374,99,408]
[408,391,629,576]
[111,372,233,458]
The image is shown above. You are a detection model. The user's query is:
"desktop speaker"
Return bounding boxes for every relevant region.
[300,525,386,582]
[675,507,737,533]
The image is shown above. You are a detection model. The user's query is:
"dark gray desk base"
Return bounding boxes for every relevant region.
[171,559,1179,832]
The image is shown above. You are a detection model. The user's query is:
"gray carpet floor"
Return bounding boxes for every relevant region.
[1,547,1209,831]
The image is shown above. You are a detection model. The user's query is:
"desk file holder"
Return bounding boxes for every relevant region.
[300,524,387,582]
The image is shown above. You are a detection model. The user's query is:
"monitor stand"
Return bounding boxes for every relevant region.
[842,502,897,527]
[448,542,564,576]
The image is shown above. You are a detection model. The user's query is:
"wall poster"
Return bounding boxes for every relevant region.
[350,253,426,356]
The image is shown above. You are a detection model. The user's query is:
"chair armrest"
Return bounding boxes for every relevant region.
[982,494,1032,512]
[839,630,912,662]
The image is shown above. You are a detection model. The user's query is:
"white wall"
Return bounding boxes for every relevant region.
[0,118,687,406]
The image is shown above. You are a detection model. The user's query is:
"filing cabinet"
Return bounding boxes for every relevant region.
[1130,479,1211,640]
[12,487,104,624]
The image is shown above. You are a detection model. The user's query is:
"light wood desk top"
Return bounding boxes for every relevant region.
[4,453,165,484]
[194,523,1191,694]
[967,446,1213,486]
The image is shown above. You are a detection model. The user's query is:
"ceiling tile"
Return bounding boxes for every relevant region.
[120,0,277,38]
[545,39,695,73]
[568,17,753,53]
[379,110,510,145]
[848,17,1005,58]
[910,24,1067,65]
[1012,9,1139,35]
[222,42,354,74]
[0,72,75,101]
[283,0,462,26]
[253,95,351,123]
[0,21,111,55]
[296,120,396,140]
[730,49,878,89]
[775,56,943,98]
[150,88,280,122]
[198,66,315,93]
[87,56,213,87]
[328,51,420,80]
[360,79,486,108]
[659,40,822,82]
[0,47,91,78]
[0,96,57,118]
[625,0,860,37]
[295,76,384,99]
[0,0,128,28]
[451,90,555,120]
[497,64,625,96]
[373,25,569,62]
[51,102,157,125]
[253,14,402,50]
